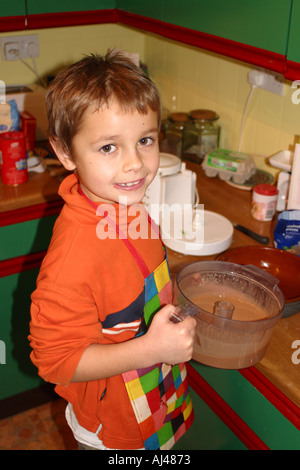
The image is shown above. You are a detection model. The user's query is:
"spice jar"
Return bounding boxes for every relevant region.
[251,184,279,221]
[160,112,190,157]
[182,109,220,163]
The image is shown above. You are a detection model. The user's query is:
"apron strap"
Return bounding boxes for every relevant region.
[78,185,152,278]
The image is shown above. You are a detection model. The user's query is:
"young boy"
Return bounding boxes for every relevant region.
[29,50,196,451]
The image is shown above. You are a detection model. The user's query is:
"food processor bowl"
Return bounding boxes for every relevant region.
[174,261,285,369]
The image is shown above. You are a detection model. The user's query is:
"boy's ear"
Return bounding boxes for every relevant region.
[50,138,77,171]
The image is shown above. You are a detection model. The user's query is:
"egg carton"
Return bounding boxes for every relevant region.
[202,148,256,184]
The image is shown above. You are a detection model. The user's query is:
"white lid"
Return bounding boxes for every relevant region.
[158,152,181,176]
[161,208,233,256]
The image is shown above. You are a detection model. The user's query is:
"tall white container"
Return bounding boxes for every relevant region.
[288,143,300,210]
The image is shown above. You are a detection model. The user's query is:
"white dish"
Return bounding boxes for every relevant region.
[269,150,293,172]
[161,208,233,256]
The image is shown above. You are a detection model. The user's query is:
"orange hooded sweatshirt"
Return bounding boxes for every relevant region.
[29,174,165,449]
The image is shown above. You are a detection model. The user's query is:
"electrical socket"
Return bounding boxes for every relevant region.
[248,68,284,96]
[1,34,39,61]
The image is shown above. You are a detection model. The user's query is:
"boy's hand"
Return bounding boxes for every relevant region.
[145,304,196,365]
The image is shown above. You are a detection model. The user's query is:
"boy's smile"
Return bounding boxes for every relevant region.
[56,100,160,206]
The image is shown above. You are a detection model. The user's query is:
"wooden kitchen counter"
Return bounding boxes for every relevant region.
[1,158,299,408]
[0,168,61,213]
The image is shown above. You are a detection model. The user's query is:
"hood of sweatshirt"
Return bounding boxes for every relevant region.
[58,173,157,240]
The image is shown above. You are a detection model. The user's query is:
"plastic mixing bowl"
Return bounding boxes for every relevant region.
[174,261,285,369]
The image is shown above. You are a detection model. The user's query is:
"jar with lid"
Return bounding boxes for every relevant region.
[160,112,190,157]
[182,109,220,163]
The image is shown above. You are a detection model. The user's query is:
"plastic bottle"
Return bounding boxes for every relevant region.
[251,184,278,221]
[287,143,300,210]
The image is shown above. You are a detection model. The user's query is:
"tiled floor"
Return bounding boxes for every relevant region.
[0,399,78,450]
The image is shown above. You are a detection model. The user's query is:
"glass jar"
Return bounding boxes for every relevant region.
[182,109,220,163]
[160,112,190,157]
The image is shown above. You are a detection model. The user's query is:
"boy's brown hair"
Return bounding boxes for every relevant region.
[46,50,161,155]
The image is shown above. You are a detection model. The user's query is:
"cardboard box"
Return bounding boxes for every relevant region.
[20,110,36,150]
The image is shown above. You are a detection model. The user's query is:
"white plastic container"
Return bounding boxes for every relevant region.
[251,184,278,221]
[269,150,293,172]
[276,171,290,211]
[288,143,300,210]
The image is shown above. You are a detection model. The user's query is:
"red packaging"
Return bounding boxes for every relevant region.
[0,131,28,185]
[20,110,36,151]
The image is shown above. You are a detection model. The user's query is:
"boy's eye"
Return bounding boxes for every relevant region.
[100,144,116,154]
[139,137,154,146]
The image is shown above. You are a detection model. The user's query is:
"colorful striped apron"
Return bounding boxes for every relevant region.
[121,249,194,450]
[78,187,194,450]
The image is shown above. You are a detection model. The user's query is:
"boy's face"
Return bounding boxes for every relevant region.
[55,100,160,206]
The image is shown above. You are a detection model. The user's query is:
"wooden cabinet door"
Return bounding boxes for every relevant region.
[117,0,292,55]
[286,0,300,79]
[116,0,291,74]
[162,0,292,56]
[116,0,163,20]
[0,0,26,31]
[26,0,117,29]
[0,267,42,401]
[26,0,116,15]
